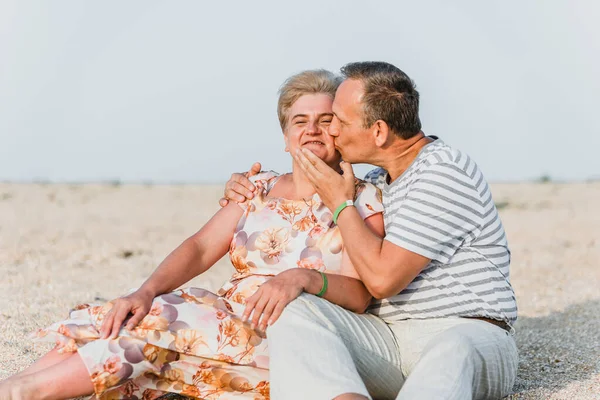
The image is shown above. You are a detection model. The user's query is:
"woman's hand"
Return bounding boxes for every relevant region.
[242,269,317,332]
[100,288,156,339]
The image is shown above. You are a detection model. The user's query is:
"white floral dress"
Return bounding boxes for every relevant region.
[32,171,383,399]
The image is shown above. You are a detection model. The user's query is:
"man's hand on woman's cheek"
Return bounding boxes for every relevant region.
[219,162,262,207]
[294,149,356,211]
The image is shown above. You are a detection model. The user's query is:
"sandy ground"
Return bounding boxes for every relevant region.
[0,182,599,399]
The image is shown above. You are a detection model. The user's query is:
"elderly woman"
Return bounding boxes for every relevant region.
[0,70,384,400]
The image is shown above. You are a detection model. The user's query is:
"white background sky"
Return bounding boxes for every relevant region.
[1,1,599,183]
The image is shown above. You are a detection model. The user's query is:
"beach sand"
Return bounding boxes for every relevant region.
[1,182,599,399]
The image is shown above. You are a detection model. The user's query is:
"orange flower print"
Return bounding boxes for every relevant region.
[221,319,239,339]
[308,224,326,238]
[255,228,290,259]
[143,344,161,363]
[279,200,302,217]
[163,368,183,382]
[230,242,250,273]
[266,199,277,210]
[215,354,236,363]
[104,355,123,374]
[230,292,246,305]
[215,309,228,320]
[91,370,121,396]
[193,369,216,385]
[180,384,201,397]
[119,380,139,397]
[59,338,78,353]
[72,303,90,311]
[142,389,164,400]
[57,324,70,337]
[148,302,163,316]
[256,380,270,399]
[174,329,207,355]
[296,256,325,271]
[292,216,314,232]
[133,314,169,334]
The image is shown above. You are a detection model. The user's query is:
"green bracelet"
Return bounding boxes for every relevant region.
[316,271,328,297]
[332,200,354,224]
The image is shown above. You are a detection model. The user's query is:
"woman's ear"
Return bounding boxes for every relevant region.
[373,120,390,147]
[283,133,290,152]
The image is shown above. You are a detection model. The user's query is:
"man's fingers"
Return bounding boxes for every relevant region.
[297,149,326,178]
[232,173,256,193]
[225,183,253,203]
[242,293,258,321]
[258,298,278,331]
[250,296,269,330]
[340,161,355,183]
[294,150,317,176]
[248,162,262,177]
[218,197,229,208]
[226,181,255,202]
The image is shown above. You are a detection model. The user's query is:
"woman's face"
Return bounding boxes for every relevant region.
[283,93,341,167]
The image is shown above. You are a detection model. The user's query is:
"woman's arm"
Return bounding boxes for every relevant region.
[100,203,243,338]
[138,203,243,296]
[243,212,385,331]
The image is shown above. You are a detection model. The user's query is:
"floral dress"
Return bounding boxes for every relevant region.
[32,171,383,400]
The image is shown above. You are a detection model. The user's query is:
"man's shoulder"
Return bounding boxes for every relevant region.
[363,167,387,190]
[414,140,476,179]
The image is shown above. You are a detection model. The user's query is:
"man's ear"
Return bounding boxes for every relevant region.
[373,120,390,148]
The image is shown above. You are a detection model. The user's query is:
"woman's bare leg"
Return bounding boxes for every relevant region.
[10,346,71,379]
[0,352,94,400]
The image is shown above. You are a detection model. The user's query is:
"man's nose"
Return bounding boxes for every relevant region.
[329,117,340,137]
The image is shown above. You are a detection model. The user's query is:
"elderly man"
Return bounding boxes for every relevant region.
[221,61,518,400]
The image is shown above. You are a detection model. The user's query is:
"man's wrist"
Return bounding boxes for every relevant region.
[299,269,324,295]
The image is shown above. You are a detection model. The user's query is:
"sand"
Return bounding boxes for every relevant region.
[1,182,599,399]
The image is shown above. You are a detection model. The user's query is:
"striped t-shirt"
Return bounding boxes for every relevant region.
[365,138,517,325]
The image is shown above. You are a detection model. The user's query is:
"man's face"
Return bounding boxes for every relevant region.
[329,79,372,164]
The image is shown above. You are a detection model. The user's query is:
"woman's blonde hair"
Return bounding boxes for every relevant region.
[277,69,342,131]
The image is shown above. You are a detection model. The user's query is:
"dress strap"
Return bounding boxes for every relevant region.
[265,173,285,194]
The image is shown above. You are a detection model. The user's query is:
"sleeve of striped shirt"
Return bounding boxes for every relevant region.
[384,162,483,264]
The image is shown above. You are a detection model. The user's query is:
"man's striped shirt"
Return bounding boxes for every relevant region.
[365,139,517,325]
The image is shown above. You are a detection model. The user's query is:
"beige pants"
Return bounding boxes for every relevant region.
[267,293,518,400]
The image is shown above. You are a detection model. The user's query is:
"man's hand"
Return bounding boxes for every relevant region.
[100,288,155,339]
[294,148,356,211]
[219,162,262,207]
[242,269,316,331]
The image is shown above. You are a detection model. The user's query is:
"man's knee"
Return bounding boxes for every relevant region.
[422,328,477,366]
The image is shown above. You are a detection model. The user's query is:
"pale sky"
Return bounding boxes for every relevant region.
[1,1,599,183]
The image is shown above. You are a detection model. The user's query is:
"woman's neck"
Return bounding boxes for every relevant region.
[269,159,342,200]
[287,162,318,199]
